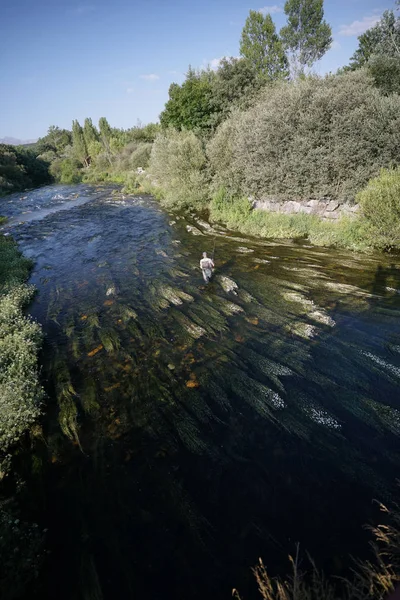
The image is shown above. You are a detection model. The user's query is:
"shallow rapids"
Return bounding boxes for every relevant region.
[2,184,400,600]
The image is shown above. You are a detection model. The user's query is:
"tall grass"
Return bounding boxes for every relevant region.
[209,188,373,252]
[234,503,400,600]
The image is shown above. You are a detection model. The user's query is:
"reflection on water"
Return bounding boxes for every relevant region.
[2,184,400,600]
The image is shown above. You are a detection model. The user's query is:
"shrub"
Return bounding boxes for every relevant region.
[357,167,400,249]
[0,145,51,195]
[208,70,400,202]
[149,129,209,209]
[0,236,44,462]
[59,158,82,184]
[130,143,152,170]
[206,114,246,196]
[0,285,43,456]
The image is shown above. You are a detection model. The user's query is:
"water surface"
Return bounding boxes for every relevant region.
[2,184,400,599]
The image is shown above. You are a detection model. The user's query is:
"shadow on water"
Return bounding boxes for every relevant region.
[4,184,400,600]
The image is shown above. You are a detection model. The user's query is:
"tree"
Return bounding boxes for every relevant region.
[72,120,89,168]
[346,7,400,94]
[367,54,400,95]
[349,9,400,70]
[210,57,261,123]
[280,0,332,76]
[35,126,72,156]
[98,117,113,164]
[83,118,99,149]
[240,11,289,81]
[159,67,217,132]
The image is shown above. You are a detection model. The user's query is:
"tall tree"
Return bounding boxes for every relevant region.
[159,67,217,132]
[98,117,113,165]
[349,9,400,70]
[83,118,99,148]
[280,0,332,76]
[240,11,289,81]
[72,120,89,168]
[210,57,261,123]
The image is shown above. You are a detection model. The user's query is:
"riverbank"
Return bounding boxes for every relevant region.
[132,177,386,254]
[0,228,44,599]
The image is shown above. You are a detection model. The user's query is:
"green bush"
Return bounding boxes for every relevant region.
[0,284,43,456]
[0,144,51,195]
[208,70,400,202]
[130,143,152,169]
[357,167,400,249]
[59,158,82,184]
[149,129,209,209]
[0,236,44,461]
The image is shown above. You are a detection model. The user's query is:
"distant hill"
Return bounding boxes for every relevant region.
[0,136,37,146]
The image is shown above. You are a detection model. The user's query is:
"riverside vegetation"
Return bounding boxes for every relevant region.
[2,0,396,252]
[0,1,400,598]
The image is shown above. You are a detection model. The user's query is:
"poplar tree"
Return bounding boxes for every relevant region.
[72,120,89,168]
[98,117,113,165]
[240,10,289,81]
[280,0,332,76]
[83,118,99,148]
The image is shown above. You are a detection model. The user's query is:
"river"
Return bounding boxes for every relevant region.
[2,184,400,599]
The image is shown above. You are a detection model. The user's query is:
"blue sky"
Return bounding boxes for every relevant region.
[0,0,395,140]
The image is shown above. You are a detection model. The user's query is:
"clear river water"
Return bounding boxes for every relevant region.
[1,184,400,599]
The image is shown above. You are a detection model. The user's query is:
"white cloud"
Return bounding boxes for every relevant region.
[126,87,134,94]
[339,14,380,37]
[210,57,224,70]
[258,5,283,15]
[140,74,160,81]
[330,40,341,50]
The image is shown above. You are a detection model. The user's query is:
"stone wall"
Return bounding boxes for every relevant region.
[252,198,359,220]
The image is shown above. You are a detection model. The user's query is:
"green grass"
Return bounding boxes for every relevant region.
[209,189,375,253]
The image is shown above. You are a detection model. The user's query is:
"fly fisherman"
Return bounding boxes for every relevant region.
[200,252,214,283]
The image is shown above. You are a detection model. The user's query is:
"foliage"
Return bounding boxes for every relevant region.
[349,8,400,70]
[206,114,246,195]
[367,54,400,95]
[280,0,332,75]
[0,286,43,457]
[0,507,45,600]
[59,157,83,184]
[210,57,262,122]
[209,188,372,252]
[83,117,99,149]
[0,144,51,195]
[125,122,160,143]
[357,167,400,249]
[35,125,72,156]
[208,70,400,202]
[72,120,89,168]
[98,116,113,164]
[240,10,289,81]
[149,129,209,209]
[346,7,400,94]
[160,67,217,132]
[0,235,43,466]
